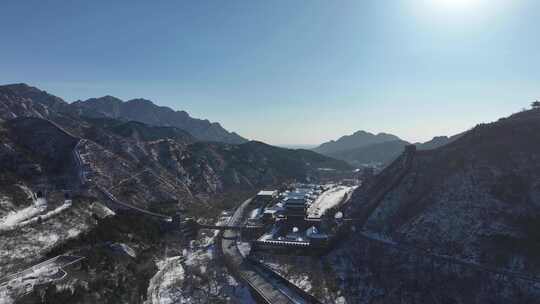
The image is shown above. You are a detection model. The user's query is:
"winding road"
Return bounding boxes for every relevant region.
[220,198,322,304]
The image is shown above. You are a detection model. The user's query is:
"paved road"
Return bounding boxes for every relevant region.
[0,255,84,286]
[0,255,83,300]
[221,198,320,304]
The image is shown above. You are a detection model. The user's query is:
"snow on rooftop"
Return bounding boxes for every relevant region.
[307,226,319,235]
[248,208,261,219]
[306,226,328,239]
[257,190,277,196]
[237,242,251,258]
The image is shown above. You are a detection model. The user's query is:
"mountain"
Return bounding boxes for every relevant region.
[72,96,247,144]
[313,130,401,155]
[328,139,410,166]
[82,117,195,144]
[0,83,350,207]
[0,83,352,302]
[0,83,64,121]
[329,108,540,302]
[314,129,466,167]
[313,131,408,167]
[0,83,69,111]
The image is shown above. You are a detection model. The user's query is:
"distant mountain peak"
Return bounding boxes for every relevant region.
[100,95,123,101]
[3,83,31,89]
[126,98,155,105]
[353,130,371,135]
[1,83,43,95]
[0,83,68,110]
[313,130,402,155]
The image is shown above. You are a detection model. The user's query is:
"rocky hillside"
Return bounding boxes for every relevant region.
[188,141,351,190]
[83,117,195,144]
[0,84,54,121]
[72,96,247,144]
[0,83,351,303]
[330,108,540,303]
[0,83,69,112]
[0,83,351,209]
[0,83,354,212]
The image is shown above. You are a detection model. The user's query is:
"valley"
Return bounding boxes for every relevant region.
[3,1,539,302]
[0,84,356,303]
[1,83,540,304]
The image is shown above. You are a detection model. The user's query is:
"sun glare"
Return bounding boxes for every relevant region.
[431,0,483,10]
[415,0,494,24]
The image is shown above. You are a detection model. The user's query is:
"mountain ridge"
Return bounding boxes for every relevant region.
[313,130,402,155]
[0,83,247,144]
[313,128,465,167]
[72,95,247,144]
[0,83,351,205]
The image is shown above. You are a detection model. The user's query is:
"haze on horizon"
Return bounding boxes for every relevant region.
[1,0,539,146]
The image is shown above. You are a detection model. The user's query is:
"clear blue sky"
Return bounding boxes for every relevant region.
[1,0,538,145]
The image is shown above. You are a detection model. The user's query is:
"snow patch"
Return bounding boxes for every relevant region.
[146,256,185,304]
[0,292,14,304]
[237,241,251,258]
[0,205,45,231]
[37,233,59,246]
[17,201,72,228]
[307,185,355,218]
[67,228,81,239]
